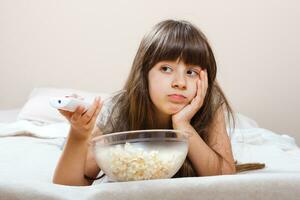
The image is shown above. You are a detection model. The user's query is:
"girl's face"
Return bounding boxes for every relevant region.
[148,60,202,116]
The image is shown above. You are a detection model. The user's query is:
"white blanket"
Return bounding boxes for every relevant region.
[0,121,300,200]
[0,120,69,138]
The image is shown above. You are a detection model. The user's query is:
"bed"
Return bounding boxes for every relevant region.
[0,87,299,200]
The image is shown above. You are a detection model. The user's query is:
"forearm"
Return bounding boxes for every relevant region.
[53,129,91,186]
[174,123,234,176]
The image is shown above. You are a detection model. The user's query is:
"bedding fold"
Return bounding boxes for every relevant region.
[0,120,69,138]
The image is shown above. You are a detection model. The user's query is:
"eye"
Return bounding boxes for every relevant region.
[186,69,199,77]
[160,65,173,73]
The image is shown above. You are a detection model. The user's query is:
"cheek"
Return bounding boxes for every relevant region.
[148,83,159,102]
[148,76,163,103]
[149,79,168,103]
[148,73,169,98]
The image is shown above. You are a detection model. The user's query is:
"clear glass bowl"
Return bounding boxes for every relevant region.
[91,129,190,182]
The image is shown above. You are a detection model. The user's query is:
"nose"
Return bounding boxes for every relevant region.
[171,73,187,90]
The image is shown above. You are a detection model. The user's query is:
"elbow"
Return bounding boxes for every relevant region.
[208,159,236,176]
[221,168,236,175]
[52,177,65,185]
[52,176,92,186]
[52,176,68,186]
[220,161,236,175]
[52,175,61,185]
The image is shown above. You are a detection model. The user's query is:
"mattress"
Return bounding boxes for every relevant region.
[0,117,299,200]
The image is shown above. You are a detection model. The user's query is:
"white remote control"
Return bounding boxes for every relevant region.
[49,97,92,112]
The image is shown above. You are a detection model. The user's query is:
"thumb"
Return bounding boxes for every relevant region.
[58,109,73,119]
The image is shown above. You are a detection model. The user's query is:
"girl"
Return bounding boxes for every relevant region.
[53,19,263,186]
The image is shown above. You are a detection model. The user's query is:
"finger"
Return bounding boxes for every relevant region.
[192,75,203,108]
[196,77,202,100]
[58,109,68,116]
[201,70,206,99]
[58,109,72,119]
[203,70,208,97]
[198,79,204,104]
[82,97,101,124]
[191,79,202,108]
[87,99,104,125]
[71,106,85,122]
[65,93,77,98]
[87,103,103,126]
[85,97,102,124]
[95,100,104,117]
[66,93,84,100]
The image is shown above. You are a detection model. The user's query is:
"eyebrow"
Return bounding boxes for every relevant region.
[158,60,203,72]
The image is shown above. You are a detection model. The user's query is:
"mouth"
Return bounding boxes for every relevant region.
[167,94,187,103]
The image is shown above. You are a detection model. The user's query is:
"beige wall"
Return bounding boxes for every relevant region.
[0,0,299,144]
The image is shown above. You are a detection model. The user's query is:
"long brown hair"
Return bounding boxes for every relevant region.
[102,20,237,177]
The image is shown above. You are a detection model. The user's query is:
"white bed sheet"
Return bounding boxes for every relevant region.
[0,172,299,200]
[0,119,300,199]
[0,136,299,200]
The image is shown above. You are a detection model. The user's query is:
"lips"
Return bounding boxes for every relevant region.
[167,94,187,103]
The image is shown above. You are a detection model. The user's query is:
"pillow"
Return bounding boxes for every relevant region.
[17,87,111,125]
[234,113,259,129]
[225,112,259,132]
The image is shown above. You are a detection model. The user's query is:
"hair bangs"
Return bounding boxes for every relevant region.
[147,21,210,70]
[180,36,210,69]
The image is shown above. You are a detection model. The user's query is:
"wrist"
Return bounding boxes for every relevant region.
[172,115,191,129]
[69,127,92,142]
[173,122,192,131]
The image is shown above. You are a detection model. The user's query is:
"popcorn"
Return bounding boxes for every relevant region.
[106,142,180,181]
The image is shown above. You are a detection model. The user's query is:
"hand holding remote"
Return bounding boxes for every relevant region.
[50,96,92,112]
[53,95,103,140]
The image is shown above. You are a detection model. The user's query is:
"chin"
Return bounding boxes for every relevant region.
[165,104,185,114]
